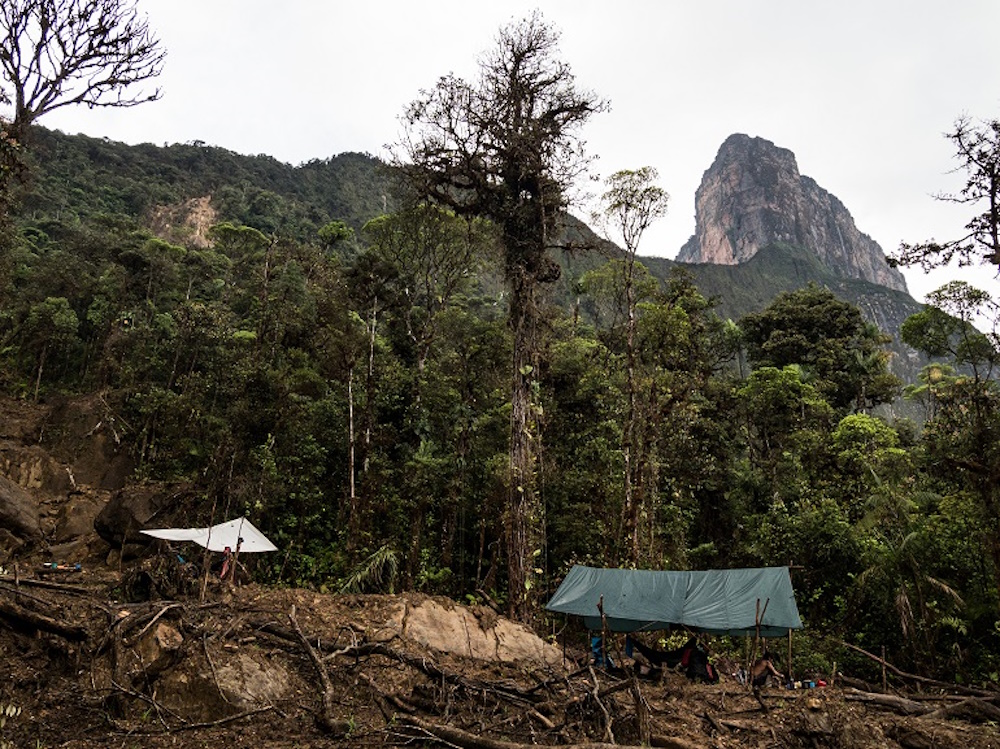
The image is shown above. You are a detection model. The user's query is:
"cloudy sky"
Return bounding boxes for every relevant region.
[34,0,1000,307]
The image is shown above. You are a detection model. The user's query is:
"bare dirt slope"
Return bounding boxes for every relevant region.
[1,395,999,748]
[3,574,1000,749]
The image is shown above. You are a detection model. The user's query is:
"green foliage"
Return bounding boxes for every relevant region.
[3,126,998,683]
[595,166,669,254]
[741,283,900,413]
[340,544,399,594]
[318,220,354,250]
[830,413,911,521]
[901,282,999,382]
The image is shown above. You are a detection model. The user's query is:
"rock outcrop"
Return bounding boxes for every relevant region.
[0,473,41,543]
[678,134,907,293]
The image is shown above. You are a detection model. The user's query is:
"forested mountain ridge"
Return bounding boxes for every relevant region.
[18,127,926,347]
[648,243,927,403]
[3,125,998,690]
[18,127,391,242]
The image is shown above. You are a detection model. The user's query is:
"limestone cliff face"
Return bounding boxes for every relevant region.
[677,134,907,293]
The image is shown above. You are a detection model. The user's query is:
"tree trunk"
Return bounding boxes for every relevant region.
[346,367,359,552]
[33,342,47,403]
[621,251,639,565]
[506,270,544,623]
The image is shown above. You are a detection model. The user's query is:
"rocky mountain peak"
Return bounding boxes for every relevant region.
[677,133,907,293]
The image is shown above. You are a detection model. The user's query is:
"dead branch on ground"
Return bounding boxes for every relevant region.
[836,639,997,697]
[254,619,544,708]
[112,706,274,735]
[399,714,703,749]
[587,665,615,744]
[288,604,350,735]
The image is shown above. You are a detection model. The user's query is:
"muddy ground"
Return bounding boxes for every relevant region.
[2,569,1000,749]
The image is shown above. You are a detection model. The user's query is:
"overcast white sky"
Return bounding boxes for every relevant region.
[34,0,1000,308]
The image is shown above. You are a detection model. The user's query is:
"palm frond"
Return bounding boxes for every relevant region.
[339,544,399,594]
[895,587,915,642]
[924,576,965,609]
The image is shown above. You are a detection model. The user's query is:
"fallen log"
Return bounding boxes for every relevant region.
[836,674,876,692]
[702,711,726,734]
[835,639,997,697]
[0,598,86,641]
[399,715,701,749]
[843,688,928,716]
[921,697,1000,723]
[846,689,1000,726]
[717,718,771,732]
[0,574,95,598]
[649,736,706,749]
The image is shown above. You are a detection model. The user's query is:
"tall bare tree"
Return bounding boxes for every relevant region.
[596,167,669,565]
[1,0,164,140]
[395,12,606,621]
[891,116,1000,273]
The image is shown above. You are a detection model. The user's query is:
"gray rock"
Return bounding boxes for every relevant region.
[94,486,177,548]
[678,133,908,293]
[0,473,40,540]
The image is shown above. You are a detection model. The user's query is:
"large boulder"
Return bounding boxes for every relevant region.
[0,445,73,497]
[157,648,294,722]
[0,473,41,542]
[53,495,105,543]
[94,485,181,548]
[382,597,566,668]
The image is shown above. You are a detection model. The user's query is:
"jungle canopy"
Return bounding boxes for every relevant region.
[545,565,803,637]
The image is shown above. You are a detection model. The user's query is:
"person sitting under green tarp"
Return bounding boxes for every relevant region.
[590,635,615,668]
[626,635,719,683]
[751,650,783,687]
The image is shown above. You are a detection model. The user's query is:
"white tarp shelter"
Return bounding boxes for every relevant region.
[140,516,277,553]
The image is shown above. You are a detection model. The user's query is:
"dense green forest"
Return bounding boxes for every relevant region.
[0,123,998,684]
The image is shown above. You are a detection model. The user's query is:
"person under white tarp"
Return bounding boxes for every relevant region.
[140,517,277,581]
[140,516,277,553]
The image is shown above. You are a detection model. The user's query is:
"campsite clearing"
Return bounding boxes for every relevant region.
[0,395,997,748]
[1,569,998,749]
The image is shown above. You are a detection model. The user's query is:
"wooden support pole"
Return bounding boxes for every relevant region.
[787,629,793,683]
[596,594,609,667]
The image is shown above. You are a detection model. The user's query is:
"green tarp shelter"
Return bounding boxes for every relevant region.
[545,565,803,637]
